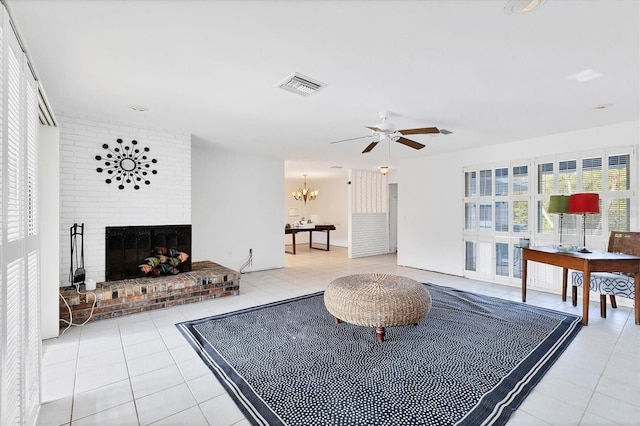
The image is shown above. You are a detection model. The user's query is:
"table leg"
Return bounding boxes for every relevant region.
[309,230,312,248]
[582,268,590,325]
[326,230,330,251]
[562,268,568,302]
[521,259,528,302]
[292,232,296,255]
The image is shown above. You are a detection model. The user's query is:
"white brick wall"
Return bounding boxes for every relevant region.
[58,114,191,284]
[350,213,389,258]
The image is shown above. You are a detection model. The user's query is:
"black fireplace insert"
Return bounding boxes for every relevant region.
[105,225,192,281]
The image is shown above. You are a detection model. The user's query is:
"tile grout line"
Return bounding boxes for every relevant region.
[118,321,142,426]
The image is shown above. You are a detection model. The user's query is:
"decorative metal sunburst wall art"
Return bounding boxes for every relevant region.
[95,138,158,190]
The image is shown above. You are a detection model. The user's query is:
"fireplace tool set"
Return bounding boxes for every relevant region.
[69,223,85,285]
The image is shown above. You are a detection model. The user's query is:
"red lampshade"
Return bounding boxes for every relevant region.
[568,193,600,214]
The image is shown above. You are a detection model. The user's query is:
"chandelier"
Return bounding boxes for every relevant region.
[291,174,318,204]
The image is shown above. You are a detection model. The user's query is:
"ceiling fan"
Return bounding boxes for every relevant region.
[330,111,451,153]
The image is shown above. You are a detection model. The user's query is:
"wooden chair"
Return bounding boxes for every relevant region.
[571,231,639,317]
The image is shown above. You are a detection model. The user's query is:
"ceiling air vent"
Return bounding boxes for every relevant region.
[278,73,325,96]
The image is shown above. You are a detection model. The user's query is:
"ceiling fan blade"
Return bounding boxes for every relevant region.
[396,137,425,150]
[362,141,379,153]
[365,126,383,132]
[329,135,371,144]
[398,127,440,135]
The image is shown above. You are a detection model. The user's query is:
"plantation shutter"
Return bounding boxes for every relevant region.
[1,4,42,425]
[7,38,23,243]
[25,251,40,420]
[27,81,38,236]
[4,259,25,425]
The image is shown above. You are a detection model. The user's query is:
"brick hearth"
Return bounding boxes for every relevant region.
[59,261,239,325]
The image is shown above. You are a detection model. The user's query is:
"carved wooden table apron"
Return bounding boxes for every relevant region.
[521,246,640,325]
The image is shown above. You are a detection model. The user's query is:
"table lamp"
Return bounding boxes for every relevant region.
[568,193,600,253]
[547,195,570,245]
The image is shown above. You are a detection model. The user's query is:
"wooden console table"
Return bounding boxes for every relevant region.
[521,246,640,325]
[285,225,336,255]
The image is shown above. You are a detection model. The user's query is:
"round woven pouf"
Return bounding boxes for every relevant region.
[324,273,432,342]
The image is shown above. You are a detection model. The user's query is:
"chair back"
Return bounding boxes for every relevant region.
[608,231,640,257]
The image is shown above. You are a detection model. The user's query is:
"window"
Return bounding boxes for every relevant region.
[582,157,602,192]
[465,241,476,271]
[558,160,576,193]
[513,245,522,279]
[495,168,508,196]
[495,202,508,232]
[495,243,509,276]
[464,147,636,283]
[513,165,528,195]
[465,202,476,230]
[479,169,492,196]
[608,198,630,231]
[479,203,492,231]
[609,154,630,191]
[513,201,528,232]
[464,162,531,280]
[465,171,476,197]
[607,154,631,231]
[537,162,553,194]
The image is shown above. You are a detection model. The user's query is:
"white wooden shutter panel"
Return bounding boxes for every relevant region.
[25,251,40,421]
[1,5,42,424]
[0,20,3,234]
[5,259,25,425]
[7,42,24,242]
[27,82,38,237]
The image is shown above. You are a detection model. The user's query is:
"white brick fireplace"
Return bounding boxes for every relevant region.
[58,114,191,285]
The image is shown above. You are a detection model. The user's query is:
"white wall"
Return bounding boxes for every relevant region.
[39,125,60,339]
[58,114,191,284]
[285,174,349,247]
[192,143,284,271]
[398,121,640,279]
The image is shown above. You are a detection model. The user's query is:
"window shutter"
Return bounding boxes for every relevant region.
[27,82,38,236]
[25,251,40,418]
[1,5,42,424]
[5,259,25,425]
[7,42,24,242]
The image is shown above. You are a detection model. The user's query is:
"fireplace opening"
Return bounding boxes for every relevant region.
[105,225,191,281]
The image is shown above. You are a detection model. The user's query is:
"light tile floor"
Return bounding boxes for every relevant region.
[39,246,640,425]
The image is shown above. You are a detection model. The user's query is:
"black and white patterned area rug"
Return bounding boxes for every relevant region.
[176,283,582,426]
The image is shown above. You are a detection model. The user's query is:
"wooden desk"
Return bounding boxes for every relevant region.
[285,225,336,255]
[521,246,640,325]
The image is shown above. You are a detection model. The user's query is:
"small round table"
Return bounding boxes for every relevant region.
[324,273,432,342]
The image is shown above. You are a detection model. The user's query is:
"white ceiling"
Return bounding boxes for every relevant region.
[7,0,639,180]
